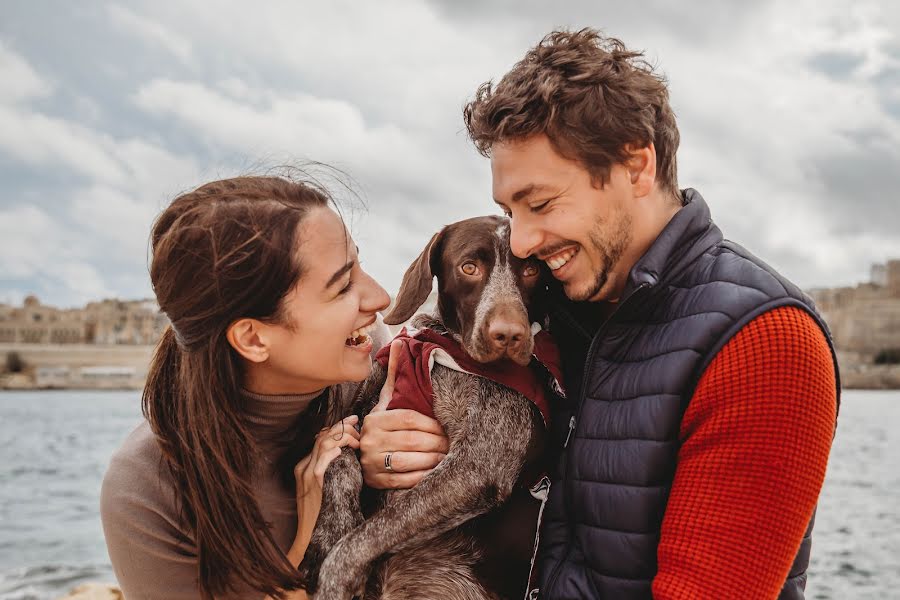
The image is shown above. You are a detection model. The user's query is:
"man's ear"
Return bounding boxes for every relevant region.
[624,143,656,198]
[226,318,270,363]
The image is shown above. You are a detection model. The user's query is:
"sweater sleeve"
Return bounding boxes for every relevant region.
[652,306,837,599]
[100,423,205,600]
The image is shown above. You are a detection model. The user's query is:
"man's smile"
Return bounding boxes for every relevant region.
[543,246,579,272]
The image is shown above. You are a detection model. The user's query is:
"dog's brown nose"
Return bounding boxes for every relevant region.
[487,318,527,352]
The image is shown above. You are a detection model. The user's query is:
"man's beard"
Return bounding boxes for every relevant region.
[565,210,632,302]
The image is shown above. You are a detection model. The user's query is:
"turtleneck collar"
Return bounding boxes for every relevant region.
[241,387,327,437]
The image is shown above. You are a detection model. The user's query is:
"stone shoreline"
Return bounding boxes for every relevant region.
[1,343,153,390]
[2,344,899,391]
[838,364,900,390]
[56,583,122,600]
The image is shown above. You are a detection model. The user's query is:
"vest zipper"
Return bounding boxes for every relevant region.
[544,282,650,596]
[563,415,576,448]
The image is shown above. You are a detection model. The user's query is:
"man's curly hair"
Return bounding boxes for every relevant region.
[463,28,680,196]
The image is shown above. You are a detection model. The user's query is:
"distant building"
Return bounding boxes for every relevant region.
[809,259,900,356]
[0,295,87,344]
[83,299,169,345]
[0,295,168,346]
[871,263,887,287]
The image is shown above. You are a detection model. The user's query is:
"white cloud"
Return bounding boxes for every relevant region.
[1,0,898,304]
[0,41,201,305]
[130,77,494,292]
[0,41,52,102]
[0,88,201,300]
[0,204,65,279]
[106,4,193,64]
[134,79,369,155]
[644,0,900,288]
[69,186,156,257]
[49,261,116,306]
[140,0,522,130]
[0,104,128,184]
[0,204,114,305]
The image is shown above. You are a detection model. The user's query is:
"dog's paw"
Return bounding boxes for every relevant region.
[313,548,366,600]
[311,575,359,600]
[296,543,328,593]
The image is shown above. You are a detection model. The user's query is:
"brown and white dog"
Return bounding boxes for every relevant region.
[299,215,563,600]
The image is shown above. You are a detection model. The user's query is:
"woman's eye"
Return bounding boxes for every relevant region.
[530,200,549,213]
[338,279,355,295]
[461,262,479,276]
[523,264,539,277]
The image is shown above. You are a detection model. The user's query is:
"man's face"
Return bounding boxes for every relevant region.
[492,134,636,303]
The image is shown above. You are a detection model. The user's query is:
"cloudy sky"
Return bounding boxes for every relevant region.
[1,1,898,307]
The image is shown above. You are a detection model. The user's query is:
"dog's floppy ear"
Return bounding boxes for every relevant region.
[384,228,446,325]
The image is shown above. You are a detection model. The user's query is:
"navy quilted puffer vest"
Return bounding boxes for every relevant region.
[534,189,839,599]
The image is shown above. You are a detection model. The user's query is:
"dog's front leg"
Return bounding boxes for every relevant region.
[314,383,535,600]
[296,447,364,592]
[297,364,387,592]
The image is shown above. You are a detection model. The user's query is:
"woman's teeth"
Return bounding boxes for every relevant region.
[546,248,577,271]
[346,322,376,347]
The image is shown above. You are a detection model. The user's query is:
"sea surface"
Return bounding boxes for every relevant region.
[0,390,897,600]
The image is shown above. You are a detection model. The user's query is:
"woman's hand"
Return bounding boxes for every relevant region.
[285,415,361,565]
[359,340,449,489]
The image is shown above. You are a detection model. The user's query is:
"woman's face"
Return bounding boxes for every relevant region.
[249,206,390,394]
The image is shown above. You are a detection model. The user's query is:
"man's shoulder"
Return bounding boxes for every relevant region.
[682,238,806,302]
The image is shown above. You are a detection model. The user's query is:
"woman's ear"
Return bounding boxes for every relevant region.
[226,318,270,363]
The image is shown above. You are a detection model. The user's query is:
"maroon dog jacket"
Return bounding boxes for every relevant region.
[374,326,565,427]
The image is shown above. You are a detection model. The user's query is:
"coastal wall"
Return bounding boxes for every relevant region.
[837,351,900,389]
[0,343,155,390]
[2,271,899,390]
[813,287,900,355]
[56,583,122,600]
[806,260,900,389]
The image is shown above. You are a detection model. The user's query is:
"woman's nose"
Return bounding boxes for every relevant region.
[362,273,391,313]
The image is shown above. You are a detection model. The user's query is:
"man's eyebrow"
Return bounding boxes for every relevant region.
[326,260,355,288]
[497,184,552,205]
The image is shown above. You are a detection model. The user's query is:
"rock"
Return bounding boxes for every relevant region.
[56,583,124,600]
[840,364,900,389]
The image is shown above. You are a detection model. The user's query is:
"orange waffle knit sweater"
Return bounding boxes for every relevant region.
[652,306,837,599]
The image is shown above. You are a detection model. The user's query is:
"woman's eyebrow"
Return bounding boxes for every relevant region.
[325,260,355,288]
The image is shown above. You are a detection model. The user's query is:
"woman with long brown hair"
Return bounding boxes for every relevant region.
[100,175,394,599]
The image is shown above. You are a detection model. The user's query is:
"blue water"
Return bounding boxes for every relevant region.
[0,390,897,599]
[0,391,140,600]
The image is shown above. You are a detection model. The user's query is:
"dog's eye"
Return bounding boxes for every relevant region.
[523,264,539,278]
[461,262,479,276]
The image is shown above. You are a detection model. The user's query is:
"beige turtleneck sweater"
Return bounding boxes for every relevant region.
[101,320,390,600]
[100,388,325,600]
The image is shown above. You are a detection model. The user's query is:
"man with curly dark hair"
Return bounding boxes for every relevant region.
[362,29,839,599]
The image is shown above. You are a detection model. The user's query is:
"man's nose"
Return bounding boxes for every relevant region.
[509,218,542,259]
